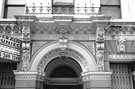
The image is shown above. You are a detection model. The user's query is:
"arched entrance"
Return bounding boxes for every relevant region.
[28,41,98,89]
[30,41,97,72]
[44,56,83,89]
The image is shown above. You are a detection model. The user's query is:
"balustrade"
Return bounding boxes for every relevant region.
[25,3,100,15]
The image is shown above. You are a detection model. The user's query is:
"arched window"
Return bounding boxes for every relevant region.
[52,0,74,14]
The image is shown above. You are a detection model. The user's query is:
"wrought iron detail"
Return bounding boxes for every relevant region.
[25,3,99,15]
[111,63,133,89]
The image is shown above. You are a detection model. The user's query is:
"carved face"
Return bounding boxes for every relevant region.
[97,52,104,59]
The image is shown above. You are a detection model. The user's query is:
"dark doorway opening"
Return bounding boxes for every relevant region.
[44,85,82,89]
[44,57,83,89]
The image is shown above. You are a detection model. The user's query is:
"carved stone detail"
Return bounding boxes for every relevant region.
[96,27,105,41]
[59,36,68,50]
[82,72,112,81]
[31,23,94,35]
[22,50,31,71]
[37,48,90,72]
[80,42,95,55]
[96,27,105,71]
[107,53,135,60]
[117,37,126,53]
[32,41,47,55]
[21,23,31,71]
[0,22,22,39]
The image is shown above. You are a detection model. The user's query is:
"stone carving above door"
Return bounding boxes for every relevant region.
[31,23,95,35]
[37,48,90,72]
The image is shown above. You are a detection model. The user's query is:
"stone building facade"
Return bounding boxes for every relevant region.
[0,0,135,89]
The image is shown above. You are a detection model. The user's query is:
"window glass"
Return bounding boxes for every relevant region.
[52,0,74,14]
[101,6,121,19]
[5,6,25,18]
[53,0,74,5]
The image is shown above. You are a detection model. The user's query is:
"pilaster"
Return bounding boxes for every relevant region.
[14,71,45,89]
[15,15,36,71]
[96,25,105,71]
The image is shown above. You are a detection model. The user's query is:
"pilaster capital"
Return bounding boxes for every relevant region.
[81,71,112,81]
[14,71,45,81]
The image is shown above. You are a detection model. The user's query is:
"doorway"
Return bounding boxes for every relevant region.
[44,56,83,89]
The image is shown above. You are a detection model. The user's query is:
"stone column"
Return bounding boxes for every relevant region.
[82,71,112,89]
[14,71,45,89]
[0,0,5,18]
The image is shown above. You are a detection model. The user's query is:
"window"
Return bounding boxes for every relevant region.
[101,5,121,19]
[52,0,74,14]
[100,0,121,19]
[4,0,25,18]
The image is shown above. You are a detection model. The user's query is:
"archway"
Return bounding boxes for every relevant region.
[29,41,97,72]
[44,56,83,89]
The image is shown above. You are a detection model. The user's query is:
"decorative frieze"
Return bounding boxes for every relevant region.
[82,72,112,81]
[31,23,95,35]
[32,34,96,40]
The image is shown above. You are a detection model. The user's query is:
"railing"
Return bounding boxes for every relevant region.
[25,3,100,15]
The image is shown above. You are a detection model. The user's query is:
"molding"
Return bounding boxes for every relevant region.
[14,71,45,81]
[82,72,112,81]
[107,53,135,60]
